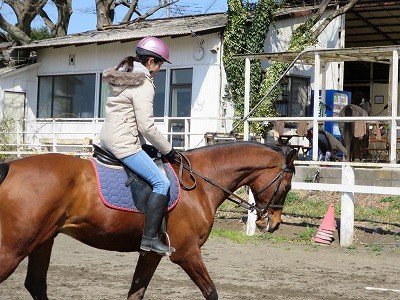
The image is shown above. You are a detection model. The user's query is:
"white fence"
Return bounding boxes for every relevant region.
[1,116,399,247]
[0,116,250,156]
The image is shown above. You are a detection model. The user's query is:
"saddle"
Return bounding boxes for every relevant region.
[92,144,161,212]
[93,144,159,166]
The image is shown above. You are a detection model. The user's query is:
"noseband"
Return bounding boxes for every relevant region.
[174,152,294,216]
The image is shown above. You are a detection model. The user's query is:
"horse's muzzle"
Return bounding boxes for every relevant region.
[255,212,282,233]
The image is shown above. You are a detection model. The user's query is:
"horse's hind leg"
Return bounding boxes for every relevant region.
[127,252,162,300]
[24,238,55,300]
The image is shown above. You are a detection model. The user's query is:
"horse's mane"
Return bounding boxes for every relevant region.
[182,141,292,158]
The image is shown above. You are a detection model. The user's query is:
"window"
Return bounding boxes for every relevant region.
[169,68,193,147]
[37,74,96,118]
[99,75,109,118]
[275,76,309,117]
[153,70,166,117]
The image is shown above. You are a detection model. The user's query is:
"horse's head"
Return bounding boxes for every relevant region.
[359,99,371,116]
[249,146,296,233]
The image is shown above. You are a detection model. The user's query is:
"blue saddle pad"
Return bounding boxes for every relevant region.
[89,158,180,213]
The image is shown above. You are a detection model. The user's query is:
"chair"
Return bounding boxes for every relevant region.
[365,138,389,162]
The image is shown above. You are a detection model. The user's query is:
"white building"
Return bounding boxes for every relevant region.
[0,14,231,152]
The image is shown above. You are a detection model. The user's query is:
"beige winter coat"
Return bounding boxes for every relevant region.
[100,64,172,159]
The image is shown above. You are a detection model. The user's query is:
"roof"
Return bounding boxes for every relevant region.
[345,0,400,47]
[10,1,400,52]
[9,6,326,52]
[233,45,400,64]
[13,13,228,51]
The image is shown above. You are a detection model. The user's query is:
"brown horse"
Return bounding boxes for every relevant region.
[0,142,296,300]
[339,100,371,161]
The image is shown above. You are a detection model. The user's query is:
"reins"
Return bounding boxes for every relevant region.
[175,152,261,213]
[172,152,291,214]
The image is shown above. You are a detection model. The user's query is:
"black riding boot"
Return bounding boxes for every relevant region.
[140,192,175,255]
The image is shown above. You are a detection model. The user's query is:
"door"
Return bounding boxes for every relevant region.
[2,91,26,144]
[288,76,309,117]
[169,69,193,148]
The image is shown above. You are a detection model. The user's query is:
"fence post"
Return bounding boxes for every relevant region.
[312,53,321,161]
[390,49,398,163]
[340,164,355,247]
[244,57,250,141]
[246,190,257,235]
[243,58,256,235]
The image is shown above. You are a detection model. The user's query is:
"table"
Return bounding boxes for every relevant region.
[278,134,298,145]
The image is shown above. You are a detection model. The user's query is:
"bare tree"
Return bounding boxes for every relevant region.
[0,0,46,45]
[0,0,72,46]
[95,0,179,30]
[0,0,180,45]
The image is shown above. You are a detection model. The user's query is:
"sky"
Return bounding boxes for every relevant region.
[1,0,228,35]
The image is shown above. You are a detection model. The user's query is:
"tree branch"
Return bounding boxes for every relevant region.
[120,0,138,24]
[128,0,178,24]
[38,7,56,31]
[310,0,360,42]
[0,11,31,44]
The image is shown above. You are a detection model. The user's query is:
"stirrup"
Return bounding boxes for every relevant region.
[162,231,175,256]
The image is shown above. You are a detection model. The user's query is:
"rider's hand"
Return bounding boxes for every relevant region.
[165,148,177,163]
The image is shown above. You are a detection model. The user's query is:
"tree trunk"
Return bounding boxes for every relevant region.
[53,0,73,36]
[95,0,115,30]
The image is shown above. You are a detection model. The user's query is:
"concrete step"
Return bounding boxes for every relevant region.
[293,165,400,187]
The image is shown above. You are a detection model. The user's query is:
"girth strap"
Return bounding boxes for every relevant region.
[0,163,9,185]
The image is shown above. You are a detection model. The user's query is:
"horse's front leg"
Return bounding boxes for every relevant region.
[171,247,218,300]
[24,238,55,300]
[127,252,162,300]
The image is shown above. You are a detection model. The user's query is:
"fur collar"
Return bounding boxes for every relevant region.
[102,68,146,87]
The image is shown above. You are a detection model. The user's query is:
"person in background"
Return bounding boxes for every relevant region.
[100,36,176,256]
[307,128,348,161]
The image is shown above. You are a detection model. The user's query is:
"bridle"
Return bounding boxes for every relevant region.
[252,161,294,210]
[172,152,294,217]
[251,162,294,222]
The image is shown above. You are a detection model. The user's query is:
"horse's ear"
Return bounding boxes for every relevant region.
[284,146,297,166]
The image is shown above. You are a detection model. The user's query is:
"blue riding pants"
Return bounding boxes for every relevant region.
[121,150,170,195]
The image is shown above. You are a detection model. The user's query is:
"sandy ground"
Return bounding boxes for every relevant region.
[1,218,399,300]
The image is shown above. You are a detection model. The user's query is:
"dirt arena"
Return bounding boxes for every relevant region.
[1,217,399,300]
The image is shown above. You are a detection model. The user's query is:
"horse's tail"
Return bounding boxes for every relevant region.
[344,105,353,117]
[0,163,10,185]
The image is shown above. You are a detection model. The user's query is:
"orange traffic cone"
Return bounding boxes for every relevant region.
[314,203,336,245]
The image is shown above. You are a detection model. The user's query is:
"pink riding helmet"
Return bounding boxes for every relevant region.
[136,36,171,64]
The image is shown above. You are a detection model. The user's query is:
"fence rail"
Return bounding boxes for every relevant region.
[1,116,400,247]
[1,115,399,161]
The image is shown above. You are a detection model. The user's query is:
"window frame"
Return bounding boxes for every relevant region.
[37,73,97,119]
[168,68,193,148]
